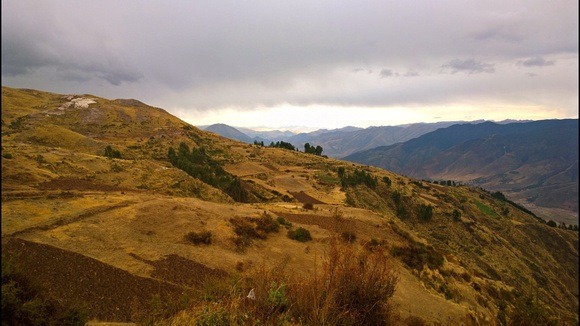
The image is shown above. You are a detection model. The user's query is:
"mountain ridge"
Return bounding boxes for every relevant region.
[345,119,579,224]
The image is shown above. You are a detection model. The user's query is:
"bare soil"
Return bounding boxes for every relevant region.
[38,177,130,192]
[288,191,326,204]
[2,237,227,323]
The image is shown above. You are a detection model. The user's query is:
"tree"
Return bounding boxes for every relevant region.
[314,145,323,156]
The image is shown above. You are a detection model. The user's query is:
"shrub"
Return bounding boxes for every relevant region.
[382,176,392,187]
[276,216,292,229]
[290,242,398,325]
[391,242,444,270]
[104,145,121,158]
[230,215,280,251]
[185,231,212,245]
[452,209,461,222]
[251,213,280,234]
[287,227,312,242]
[302,203,314,210]
[417,204,433,221]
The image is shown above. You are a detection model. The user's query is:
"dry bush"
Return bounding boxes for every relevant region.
[289,241,399,325]
[184,231,212,245]
[162,241,399,326]
[302,202,314,210]
[229,214,280,251]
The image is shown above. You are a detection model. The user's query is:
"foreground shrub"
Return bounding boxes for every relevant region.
[163,242,398,326]
[289,242,398,325]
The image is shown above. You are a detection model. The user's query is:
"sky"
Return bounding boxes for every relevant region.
[2,1,578,131]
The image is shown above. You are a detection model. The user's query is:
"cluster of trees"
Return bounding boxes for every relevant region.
[337,167,378,189]
[268,141,296,151]
[254,140,325,156]
[432,180,457,186]
[546,220,579,231]
[304,143,323,156]
[168,142,249,202]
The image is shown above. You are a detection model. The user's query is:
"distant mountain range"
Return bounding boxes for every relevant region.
[201,121,482,158]
[344,119,579,223]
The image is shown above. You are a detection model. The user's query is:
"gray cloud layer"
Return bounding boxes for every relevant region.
[1,0,578,119]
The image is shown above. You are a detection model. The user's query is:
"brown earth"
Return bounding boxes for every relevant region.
[38,177,130,192]
[2,237,227,323]
[289,191,326,204]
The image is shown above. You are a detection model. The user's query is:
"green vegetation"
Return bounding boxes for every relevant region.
[103,145,122,158]
[417,204,434,222]
[287,227,312,242]
[391,241,444,270]
[304,143,323,156]
[276,216,292,229]
[315,171,340,185]
[168,142,250,202]
[268,141,296,151]
[338,167,378,189]
[382,176,392,187]
[452,209,461,222]
[546,220,557,227]
[474,200,500,219]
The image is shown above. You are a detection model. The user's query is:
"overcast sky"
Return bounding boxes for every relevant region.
[2,1,578,131]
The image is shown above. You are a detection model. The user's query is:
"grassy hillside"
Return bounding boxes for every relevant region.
[2,86,578,325]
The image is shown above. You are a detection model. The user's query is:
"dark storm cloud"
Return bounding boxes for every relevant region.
[441,59,495,74]
[1,0,577,117]
[1,1,142,86]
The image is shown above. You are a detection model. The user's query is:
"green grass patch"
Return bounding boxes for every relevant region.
[474,201,499,219]
[315,172,340,185]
